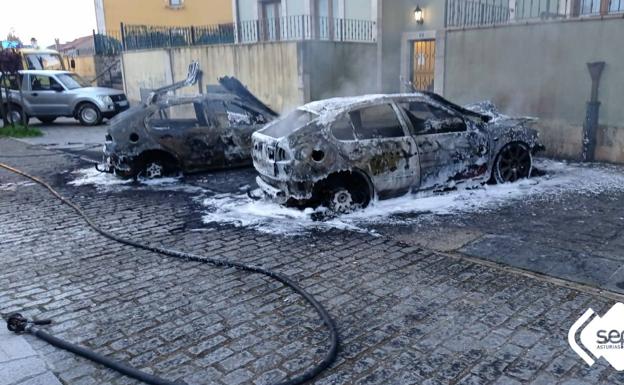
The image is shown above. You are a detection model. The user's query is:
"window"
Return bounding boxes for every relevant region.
[331,115,355,141]
[0,74,23,90]
[262,109,317,138]
[399,102,466,135]
[30,75,61,91]
[57,73,89,90]
[349,104,405,140]
[147,101,205,130]
[168,0,183,8]
[203,100,268,128]
[224,102,268,127]
[24,54,63,70]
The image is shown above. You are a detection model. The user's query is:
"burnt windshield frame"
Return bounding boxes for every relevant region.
[261,109,318,138]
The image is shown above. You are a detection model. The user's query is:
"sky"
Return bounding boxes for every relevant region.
[0,0,96,48]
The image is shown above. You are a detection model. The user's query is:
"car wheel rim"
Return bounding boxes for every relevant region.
[9,111,21,123]
[144,162,163,179]
[497,144,531,183]
[81,108,98,124]
[330,189,355,213]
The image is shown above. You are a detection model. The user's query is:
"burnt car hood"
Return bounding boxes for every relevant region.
[464,101,537,126]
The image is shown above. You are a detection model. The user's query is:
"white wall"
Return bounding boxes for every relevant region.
[233,0,376,20]
[444,17,624,163]
[345,0,373,20]
[236,0,258,21]
[284,0,307,15]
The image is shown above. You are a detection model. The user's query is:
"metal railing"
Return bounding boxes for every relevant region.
[447,0,624,27]
[446,0,511,27]
[92,16,375,53]
[94,31,123,55]
[121,24,235,51]
[236,16,376,43]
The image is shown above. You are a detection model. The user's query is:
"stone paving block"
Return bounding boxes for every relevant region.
[0,357,48,385]
[15,372,63,385]
[3,140,624,385]
[0,329,37,362]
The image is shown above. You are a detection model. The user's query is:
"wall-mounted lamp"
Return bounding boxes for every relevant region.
[414,6,424,24]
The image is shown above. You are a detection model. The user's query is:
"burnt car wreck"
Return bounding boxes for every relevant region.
[102,63,278,178]
[252,92,544,213]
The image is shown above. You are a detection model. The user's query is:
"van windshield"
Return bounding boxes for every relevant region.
[24,53,64,70]
[261,109,318,138]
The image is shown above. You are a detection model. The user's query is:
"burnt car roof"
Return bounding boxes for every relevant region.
[298,92,491,124]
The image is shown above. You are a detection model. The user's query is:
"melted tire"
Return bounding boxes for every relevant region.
[493,142,532,184]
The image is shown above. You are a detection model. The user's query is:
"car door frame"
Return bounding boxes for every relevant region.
[396,97,490,190]
[340,101,421,198]
[24,73,70,116]
[20,73,45,116]
[146,99,212,172]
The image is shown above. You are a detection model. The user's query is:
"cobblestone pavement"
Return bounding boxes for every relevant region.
[371,177,624,295]
[2,138,624,385]
[0,327,62,385]
[12,118,108,152]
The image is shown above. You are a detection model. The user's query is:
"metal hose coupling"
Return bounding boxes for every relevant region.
[6,313,52,334]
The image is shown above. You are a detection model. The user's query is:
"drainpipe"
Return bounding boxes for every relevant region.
[582,61,605,162]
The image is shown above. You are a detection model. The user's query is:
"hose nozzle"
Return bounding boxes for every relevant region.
[7,313,52,334]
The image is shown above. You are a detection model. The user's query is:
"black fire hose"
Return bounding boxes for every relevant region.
[0,162,339,385]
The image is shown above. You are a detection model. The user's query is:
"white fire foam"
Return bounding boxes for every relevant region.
[201,159,624,235]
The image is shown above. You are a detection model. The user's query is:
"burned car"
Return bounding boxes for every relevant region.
[252,92,544,213]
[102,65,278,178]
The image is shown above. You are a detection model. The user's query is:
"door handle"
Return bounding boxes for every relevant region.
[32,93,38,97]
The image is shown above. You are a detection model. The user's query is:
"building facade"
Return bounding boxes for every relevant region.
[377,0,446,95]
[378,0,618,95]
[94,0,234,33]
[233,0,378,42]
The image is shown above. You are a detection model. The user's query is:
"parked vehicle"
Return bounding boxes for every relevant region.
[101,74,278,179]
[252,93,544,213]
[18,48,66,71]
[1,70,128,125]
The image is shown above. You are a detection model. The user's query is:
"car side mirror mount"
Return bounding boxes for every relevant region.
[51,84,64,92]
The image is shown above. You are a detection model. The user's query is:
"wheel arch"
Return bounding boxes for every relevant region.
[136,149,181,170]
[312,168,375,202]
[73,100,99,117]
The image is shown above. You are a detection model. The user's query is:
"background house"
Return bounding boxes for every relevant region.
[94,0,234,33]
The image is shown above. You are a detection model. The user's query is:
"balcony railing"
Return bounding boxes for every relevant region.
[446,0,624,28]
[235,15,376,43]
[93,16,375,54]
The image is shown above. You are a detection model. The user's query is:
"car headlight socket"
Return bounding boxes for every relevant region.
[98,95,114,106]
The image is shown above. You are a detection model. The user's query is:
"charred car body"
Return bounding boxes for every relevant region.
[252,93,544,212]
[102,64,278,178]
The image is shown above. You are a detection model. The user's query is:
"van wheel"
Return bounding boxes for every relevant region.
[77,103,102,126]
[4,106,28,125]
[38,117,56,124]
